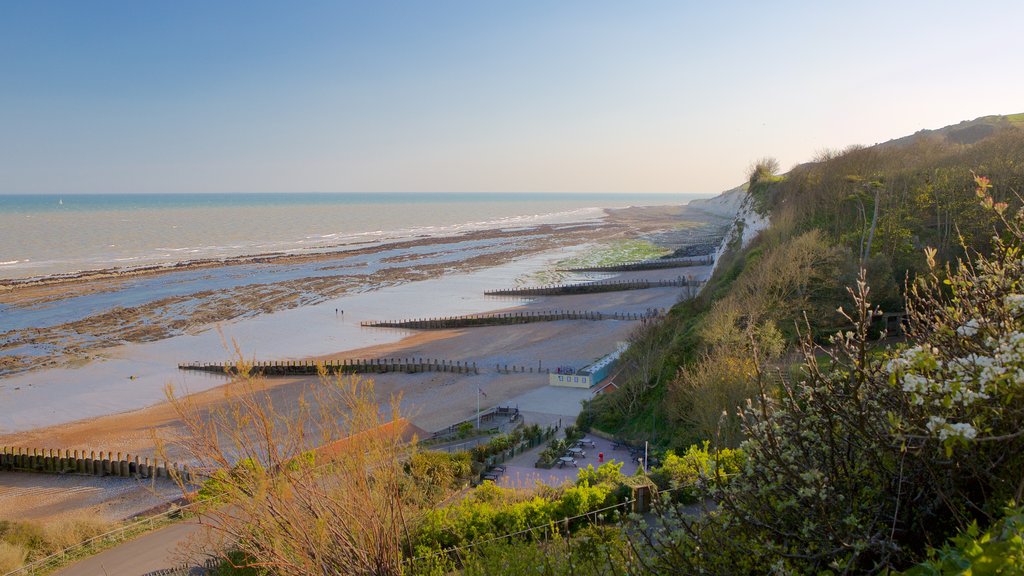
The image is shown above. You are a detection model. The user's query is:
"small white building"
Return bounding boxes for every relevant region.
[549,343,628,389]
[550,372,593,388]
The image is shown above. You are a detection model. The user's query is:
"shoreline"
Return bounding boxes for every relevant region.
[0,222,597,290]
[0,203,728,522]
[1,204,723,381]
[0,203,727,435]
[0,264,709,447]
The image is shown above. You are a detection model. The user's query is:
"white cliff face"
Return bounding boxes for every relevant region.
[688,184,746,218]
[706,185,768,275]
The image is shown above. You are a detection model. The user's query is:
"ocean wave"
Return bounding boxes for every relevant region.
[0,202,610,281]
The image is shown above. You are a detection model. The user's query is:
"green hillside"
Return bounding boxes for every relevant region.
[172,114,1024,575]
[564,113,1024,572]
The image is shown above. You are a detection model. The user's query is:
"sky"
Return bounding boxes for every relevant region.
[1,0,1022,195]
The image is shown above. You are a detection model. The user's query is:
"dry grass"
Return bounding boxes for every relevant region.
[0,515,115,571]
[0,541,28,573]
[43,516,114,551]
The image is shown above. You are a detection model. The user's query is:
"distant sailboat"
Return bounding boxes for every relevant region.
[58,198,63,206]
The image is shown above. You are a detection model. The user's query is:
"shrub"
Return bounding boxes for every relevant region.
[414,480,614,554]
[575,461,624,488]
[649,442,744,503]
[631,176,1024,573]
[902,504,1024,575]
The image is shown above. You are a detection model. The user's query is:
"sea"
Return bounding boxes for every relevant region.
[0,191,713,432]
[0,192,708,280]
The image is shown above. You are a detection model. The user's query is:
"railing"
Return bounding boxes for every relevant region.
[3,500,201,576]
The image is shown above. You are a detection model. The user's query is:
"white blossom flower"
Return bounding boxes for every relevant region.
[1005,293,1024,315]
[956,319,980,337]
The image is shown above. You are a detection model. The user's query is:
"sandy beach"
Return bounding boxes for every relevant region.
[0,202,728,521]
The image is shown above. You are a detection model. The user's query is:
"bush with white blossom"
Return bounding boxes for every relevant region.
[632,175,1024,574]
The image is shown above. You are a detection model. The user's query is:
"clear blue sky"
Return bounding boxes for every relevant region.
[2,0,1021,194]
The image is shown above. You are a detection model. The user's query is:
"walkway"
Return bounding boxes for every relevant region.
[476,385,644,489]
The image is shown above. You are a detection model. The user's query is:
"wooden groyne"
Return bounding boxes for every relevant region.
[360,309,658,330]
[178,357,479,376]
[0,446,191,482]
[560,257,713,273]
[484,276,702,297]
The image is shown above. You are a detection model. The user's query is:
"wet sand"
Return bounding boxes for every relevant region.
[0,203,727,521]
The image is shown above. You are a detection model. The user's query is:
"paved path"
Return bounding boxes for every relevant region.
[54,519,212,576]
[496,433,642,489]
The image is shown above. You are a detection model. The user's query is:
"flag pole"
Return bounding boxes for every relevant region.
[476,388,481,429]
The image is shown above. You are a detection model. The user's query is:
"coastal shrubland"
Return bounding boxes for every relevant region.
[567,117,1024,571]
[165,116,1024,573]
[587,116,1024,449]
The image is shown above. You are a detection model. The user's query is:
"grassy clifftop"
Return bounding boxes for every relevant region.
[585,113,1024,449]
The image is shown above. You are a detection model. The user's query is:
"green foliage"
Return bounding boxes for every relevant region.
[902,505,1024,576]
[591,121,1024,457]
[535,427,582,467]
[442,526,634,576]
[405,451,474,503]
[625,175,1024,573]
[284,450,315,472]
[648,442,745,502]
[470,425,549,464]
[197,457,265,501]
[576,461,624,488]
[414,479,616,554]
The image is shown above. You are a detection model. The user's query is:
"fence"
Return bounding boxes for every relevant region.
[479,427,558,468]
[361,309,655,330]
[559,256,714,273]
[178,357,479,376]
[431,406,522,440]
[0,446,190,482]
[484,276,703,297]
[2,500,201,576]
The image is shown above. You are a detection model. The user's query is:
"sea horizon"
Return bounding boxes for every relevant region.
[0,191,713,280]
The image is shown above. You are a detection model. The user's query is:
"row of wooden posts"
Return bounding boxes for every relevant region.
[561,256,714,273]
[360,309,657,330]
[179,359,566,377]
[484,277,702,297]
[0,446,190,482]
[179,357,480,376]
